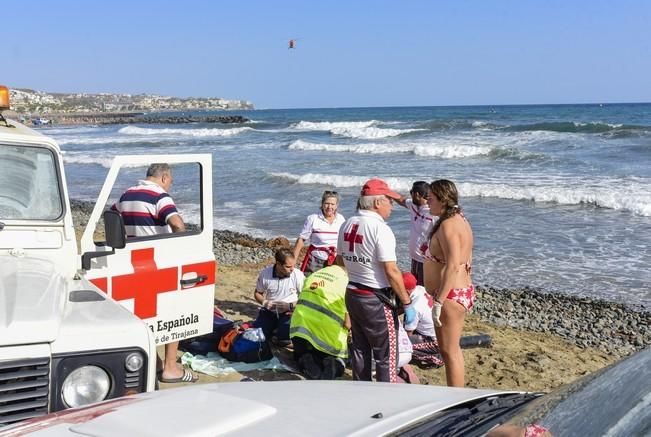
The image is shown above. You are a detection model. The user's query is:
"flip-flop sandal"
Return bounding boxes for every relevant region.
[159,368,198,384]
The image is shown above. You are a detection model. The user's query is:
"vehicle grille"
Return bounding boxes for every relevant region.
[0,357,50,426]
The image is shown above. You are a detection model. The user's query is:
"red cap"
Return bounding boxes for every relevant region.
[361,178,401,200]
[402,272,417,291]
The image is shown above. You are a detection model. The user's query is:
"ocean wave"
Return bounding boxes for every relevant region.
[415,120,501,131]
[56,136,170,146]
[289,139,495,158]
[118,126,253,137]
[290,120,423,139]
[413,144,493,158]
[458,181,651,216]
[505,121,647,134]
[62,154,147,169]
[268,172,651,216]
[288,140,413,154]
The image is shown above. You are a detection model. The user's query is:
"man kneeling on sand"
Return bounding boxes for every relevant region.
[253,248,305,346]
[289,265,351,379]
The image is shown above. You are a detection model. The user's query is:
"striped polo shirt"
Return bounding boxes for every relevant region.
[112,180,180,237]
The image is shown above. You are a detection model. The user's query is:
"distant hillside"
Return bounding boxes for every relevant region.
[8,88,254,114]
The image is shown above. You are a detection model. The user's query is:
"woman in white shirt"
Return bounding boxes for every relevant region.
[293,190,345,274]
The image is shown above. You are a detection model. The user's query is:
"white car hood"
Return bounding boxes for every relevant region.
[0,256,66,346]
[0,381,510,436]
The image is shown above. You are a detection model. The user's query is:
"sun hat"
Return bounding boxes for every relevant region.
[402,272,417,291]
[361,178,401,200]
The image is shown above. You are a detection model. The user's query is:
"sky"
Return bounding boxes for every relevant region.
[4,0,651,109]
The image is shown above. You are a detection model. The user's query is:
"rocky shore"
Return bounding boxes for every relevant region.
[71,200,650,359]
[43,113,250,125]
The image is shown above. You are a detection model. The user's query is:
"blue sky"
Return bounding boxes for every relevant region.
[5,1,651,108]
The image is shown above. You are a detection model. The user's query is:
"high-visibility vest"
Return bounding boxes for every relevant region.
[290,265,349,359]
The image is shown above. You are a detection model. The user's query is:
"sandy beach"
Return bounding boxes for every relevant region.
[208,264,618,392]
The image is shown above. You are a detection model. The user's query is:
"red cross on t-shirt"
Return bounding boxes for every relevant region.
[344,224,364,251]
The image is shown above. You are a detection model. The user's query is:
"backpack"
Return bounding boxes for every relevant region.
[218,327,273,363]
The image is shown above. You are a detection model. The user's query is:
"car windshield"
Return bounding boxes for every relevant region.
[394,393,542,437]
[490,347,651,437]
[0,144,63,220]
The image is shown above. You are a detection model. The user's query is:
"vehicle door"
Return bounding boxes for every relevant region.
[80,154,215,345]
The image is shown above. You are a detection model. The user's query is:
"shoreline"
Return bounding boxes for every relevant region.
[70,200,650,359]
[18,112,250,126]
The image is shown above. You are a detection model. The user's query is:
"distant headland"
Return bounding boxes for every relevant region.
[5,87,254,125]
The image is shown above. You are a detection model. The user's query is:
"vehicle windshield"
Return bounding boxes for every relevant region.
[0,144,63,220]
[489,347,651,437]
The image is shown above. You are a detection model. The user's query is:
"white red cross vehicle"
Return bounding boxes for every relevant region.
[0,86,216,426]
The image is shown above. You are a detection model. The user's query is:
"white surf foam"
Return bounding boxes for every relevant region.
[290,120,423,139]
[62,154,148,169]
[288,139,494,158]
[118,126,253,137]
[269,172,651,216]
[459,179,651,216]
[269,172,414,192]
[288,139,414,154]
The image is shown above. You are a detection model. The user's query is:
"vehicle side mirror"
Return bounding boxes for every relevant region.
[81,210,127,270]
[104,210,126,249]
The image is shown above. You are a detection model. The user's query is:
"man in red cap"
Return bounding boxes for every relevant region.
[336,178,415,383]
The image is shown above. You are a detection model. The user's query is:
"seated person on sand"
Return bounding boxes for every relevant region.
[397,322,420,384]
[402,272,437,343]
[253,248,305,345]
[289,265,350,380]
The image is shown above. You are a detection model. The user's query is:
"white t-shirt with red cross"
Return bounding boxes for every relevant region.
[403,285,436,337]
[337,210,397,289]
[405,198,434,263]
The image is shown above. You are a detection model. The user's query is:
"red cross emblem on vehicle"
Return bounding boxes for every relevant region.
[344,224,364,251]
[90,248,177,319]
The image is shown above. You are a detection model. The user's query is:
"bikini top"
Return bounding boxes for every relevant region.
[423,211,472,273]
[423,247,472,273]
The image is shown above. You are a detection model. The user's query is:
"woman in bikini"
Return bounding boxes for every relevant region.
[423,179,474,387]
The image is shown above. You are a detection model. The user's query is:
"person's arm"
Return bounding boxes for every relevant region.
[344,312,351,330]
[168,214,185,233]
[382,261,410,305]
[254,289,265,305]
[335,255,346,268]
[395,194,409,208]
[292,237,305,262]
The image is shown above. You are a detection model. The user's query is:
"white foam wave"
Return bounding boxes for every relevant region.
[290,120,422,139]
[268,172,651,216]
[413,144,493,158]
[288,139,493,158]
[56,136,168,146]
[292,120,378,131]
[118,126,253,137]
[62,155,147,169]
[288,140,413,154]
[459,180,651,216]
[269,172,413,192]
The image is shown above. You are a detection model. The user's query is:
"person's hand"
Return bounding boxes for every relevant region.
[432,300,443,327]
[403,302,417,326]
[262,300,275,310]
[274,301,291,313]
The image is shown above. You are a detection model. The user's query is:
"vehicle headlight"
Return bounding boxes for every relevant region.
[125,352,144,372]
[61,365,111,408]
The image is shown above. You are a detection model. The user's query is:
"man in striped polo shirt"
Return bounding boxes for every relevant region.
[113,163,196,384]
[112,163,185,237]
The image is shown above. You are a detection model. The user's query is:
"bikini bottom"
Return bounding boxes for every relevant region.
[446,284,475,312]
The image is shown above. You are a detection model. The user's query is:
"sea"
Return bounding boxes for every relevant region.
[43,104,651,309]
